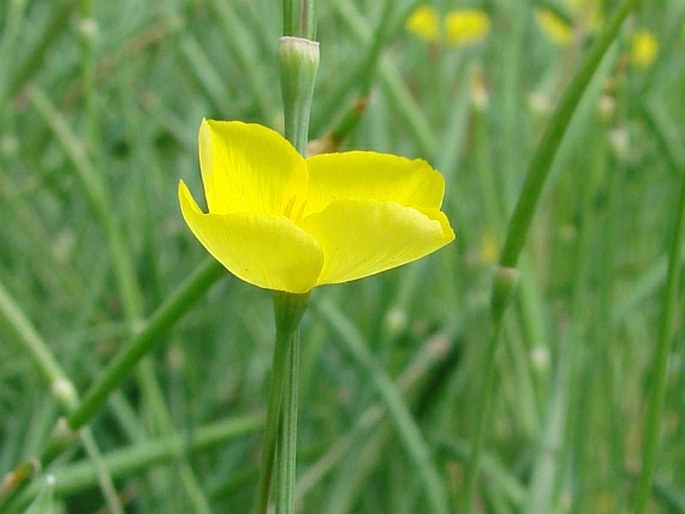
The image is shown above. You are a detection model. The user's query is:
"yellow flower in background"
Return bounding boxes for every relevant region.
[535,8,573,45]
[406,5,440,43]
[179,120,455,293]
[481,232,498,264]
[445,10,491,45]
[535,0,603,45]
[406,5,490,46]
[631,30,658,69]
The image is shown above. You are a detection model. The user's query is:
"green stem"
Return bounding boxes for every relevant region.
[1,259,224,512]
[0,280,78,413]
[79,429,124,514]
[275,327,300,514]
[295,330,455,504]
[259,11,318,512]
[256,323,293,514]
[253,5,320,512]
[34,66,163,512]
[28,83,142,331]
[314,298,450,514]
[6,0,78,102]
[461,0,643,512]
[633,166,685,511]
[23,475,55,514]
[326,0,436,156]
[498,0,641,269]
[67,259,224,431]
[283,0,316,39]
[207,0,277,121]
[8,414,263,511]
[0,278,80,508]
[256,293,308,514]
[460,318,504,514]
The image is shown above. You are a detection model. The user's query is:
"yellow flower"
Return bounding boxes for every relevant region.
[535,8,573,45]
[179,120,455,293]
[406,5,490,46]
[535,0,603,45]
[406,5,440,43]
[481,232,498,264]
[631,30,658,69]
[445,10,490,45]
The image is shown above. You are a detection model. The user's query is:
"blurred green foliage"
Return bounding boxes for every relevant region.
[1,0,684,512]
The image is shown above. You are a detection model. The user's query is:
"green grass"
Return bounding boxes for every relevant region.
[1,0,684,512]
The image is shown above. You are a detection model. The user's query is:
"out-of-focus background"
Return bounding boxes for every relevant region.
[1,0,684,512]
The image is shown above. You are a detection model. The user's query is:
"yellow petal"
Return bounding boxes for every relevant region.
[406,5,440,43]
[179,181,323,293]
[304,151,445,217]
[198,119,307,216]
[444,10,490,46]
[300,199,455,285]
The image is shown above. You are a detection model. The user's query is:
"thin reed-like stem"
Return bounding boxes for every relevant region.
[255,10,319,512]
[275,329,300,514]
[67,259,225,431]
[256,293,309,514]
[314,298,450,514]
[633,121,685,513]
[462,1,644,512]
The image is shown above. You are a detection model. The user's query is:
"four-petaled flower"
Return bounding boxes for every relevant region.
[179,120,455,293]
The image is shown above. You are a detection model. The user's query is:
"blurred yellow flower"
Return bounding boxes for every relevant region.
[406,5,490,46]
[535,0,603,45]
[631,30,658,68]
[179,120,455,293]
[535,8,573,45]
[481,232,498,264]
[445,10,491,45]
[406,5,440,42]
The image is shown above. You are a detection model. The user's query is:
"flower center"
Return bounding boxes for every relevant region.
[283,195,307,224]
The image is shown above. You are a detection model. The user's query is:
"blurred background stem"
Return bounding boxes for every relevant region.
[1,0,681,512]
[461,0,644,512]
[633,106,685,514]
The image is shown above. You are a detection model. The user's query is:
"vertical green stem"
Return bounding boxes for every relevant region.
[256,319,295,514]
[275,328,300,514]
[256,3,318,511]
[633,179,685,511]
[76,6,126,509]
[460,308,505,514]
[460,0,643,512]
[283,0,316,39]
[314,298,450,514]
[256,293,309,514]
[79,0,98,169]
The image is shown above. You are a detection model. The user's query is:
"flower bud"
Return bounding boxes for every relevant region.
[277,36,320,154]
